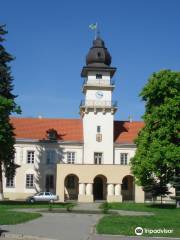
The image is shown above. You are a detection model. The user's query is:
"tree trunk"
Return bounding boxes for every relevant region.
[0,161,4,200]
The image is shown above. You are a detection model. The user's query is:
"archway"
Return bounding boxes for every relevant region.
[64,174,79,201]
[121,175,135,201]
[93,175,107,201]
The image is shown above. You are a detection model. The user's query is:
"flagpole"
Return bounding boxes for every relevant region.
[95,22,98,40]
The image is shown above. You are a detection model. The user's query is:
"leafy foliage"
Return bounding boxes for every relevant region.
[131,70,180,197]
[143,182,170,203]
[0,24,21,196]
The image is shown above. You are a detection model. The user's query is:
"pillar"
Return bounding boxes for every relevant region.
[86,183,93,195]
[107,183,122,202]
[115,184,121,196]
[79,183,85,195]
[78,183,93,202]
[107,184,114,196]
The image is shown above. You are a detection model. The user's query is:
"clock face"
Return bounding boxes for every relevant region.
[95,91,104,99]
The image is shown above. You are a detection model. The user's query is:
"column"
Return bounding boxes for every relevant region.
[78,183,93,202]
[86,183,93,195]
[79,183,85,195]
[115,184,121,196]
[107,184,114,196]
[107,183,122,202]
[115,183,122,202]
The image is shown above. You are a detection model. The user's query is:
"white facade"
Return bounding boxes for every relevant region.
[3,140,138,199]
[83,112,114,164]
[3,37,147,202]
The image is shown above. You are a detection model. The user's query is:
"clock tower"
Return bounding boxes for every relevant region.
[80,37,117,164]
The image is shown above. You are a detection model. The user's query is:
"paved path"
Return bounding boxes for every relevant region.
[0,204,171,240]
[1,212,101,240]
[73,202,101,211]
[73,203,154,216]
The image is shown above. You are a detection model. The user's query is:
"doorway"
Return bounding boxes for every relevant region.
[93,175,107,201]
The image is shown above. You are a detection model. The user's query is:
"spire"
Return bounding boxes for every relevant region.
[86,36,111,67]
[81,34,116,77]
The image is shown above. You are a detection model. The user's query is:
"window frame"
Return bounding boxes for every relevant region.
[26,174,34,188]
[94,152,103,164]
[96,74,102,79]
[97,126,101,133]
[6,176,15,188]
[67,152,75,164]
[120,153,128,165]
[27,151,35,164]
[46,150,56,165]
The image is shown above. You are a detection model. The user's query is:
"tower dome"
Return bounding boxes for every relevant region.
[81,36,116,77]
[86,37,112,67]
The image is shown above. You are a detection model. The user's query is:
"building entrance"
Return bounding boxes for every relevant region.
[93,175,107,201]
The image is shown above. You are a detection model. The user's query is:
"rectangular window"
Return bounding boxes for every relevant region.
[120,153,128,165]
[45,175,54,190]
[26,174,34,188]
[96,74,102,79]
[97,126,101,133]
[67,152,75,164]
[27,151,35,164]
[94,152,103,164]
[6,176,15,188]
[46,150,55,164]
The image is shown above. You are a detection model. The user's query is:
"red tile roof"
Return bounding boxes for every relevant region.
[10,117,83,142]
[114,121,144,144]
[11,117,144,144]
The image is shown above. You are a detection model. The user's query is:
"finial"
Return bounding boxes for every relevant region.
[97,28,100,38]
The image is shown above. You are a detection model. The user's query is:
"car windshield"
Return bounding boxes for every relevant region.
[35,192,43,196]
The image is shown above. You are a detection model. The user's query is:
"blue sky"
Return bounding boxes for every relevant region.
[1,0,180,120]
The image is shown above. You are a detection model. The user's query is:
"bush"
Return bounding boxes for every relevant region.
[102,202,110,214]
[66,204,73,212]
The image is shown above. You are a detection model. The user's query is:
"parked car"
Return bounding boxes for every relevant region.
[26,192,59,203]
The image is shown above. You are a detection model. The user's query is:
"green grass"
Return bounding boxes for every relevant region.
[97,203,180,237]
[0,210,41,225]
[0,201,74,210]
[101,202,176,211]
[0,201,74,225]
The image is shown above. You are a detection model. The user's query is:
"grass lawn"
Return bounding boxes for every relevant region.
[0,201,73,225]
[0,210,41,225]
[97,203,180,238]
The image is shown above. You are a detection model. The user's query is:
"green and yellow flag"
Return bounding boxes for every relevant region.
[89,23,97,30]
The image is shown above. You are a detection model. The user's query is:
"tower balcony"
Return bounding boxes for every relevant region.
[79,100,118,115]
[82,79,115,92]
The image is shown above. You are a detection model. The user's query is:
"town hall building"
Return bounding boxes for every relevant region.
[3,37,145,202]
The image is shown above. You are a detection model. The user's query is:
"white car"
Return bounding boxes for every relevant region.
[27,192,59,203]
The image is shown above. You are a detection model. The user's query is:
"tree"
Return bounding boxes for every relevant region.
[143,181,170,205]
[170,169,180,208]
[0,25,21,200]
[131,70,180,206]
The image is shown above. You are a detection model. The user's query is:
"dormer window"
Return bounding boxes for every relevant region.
[96,74,102,79]
[47,129,58,141]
